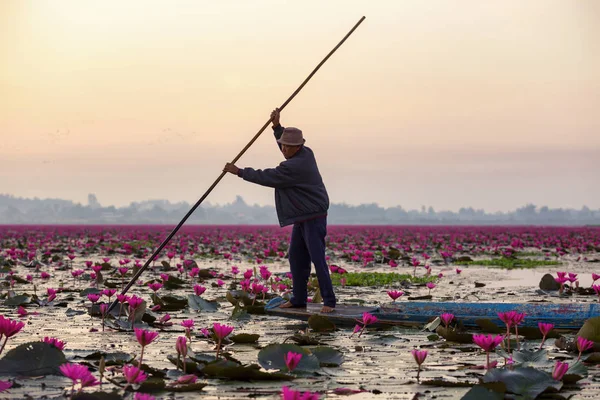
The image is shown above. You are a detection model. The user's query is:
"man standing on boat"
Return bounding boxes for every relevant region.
[223,108,336,313]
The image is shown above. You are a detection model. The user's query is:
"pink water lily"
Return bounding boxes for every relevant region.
[42,336,66,350]
[284,351,303,372]
[411,349,427,380]
[0,316,25,355]
[0,380,11,393]
[577,336,594,360]
[552,360,569,381]
[213,323,235,359]
[123,364,147,385]
[387,290,404,302]
[281,386,320,400]
[538,322,554,349]
[193,285,206,296]
[176,336,188,373]
[440,313,454,328]
[473,334,504,369]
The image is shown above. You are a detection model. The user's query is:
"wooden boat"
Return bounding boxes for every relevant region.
[264,297,599,330]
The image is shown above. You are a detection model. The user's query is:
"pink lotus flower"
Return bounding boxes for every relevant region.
[176,374,197,384]
[135,328,159,347]
[59,363,99,394]
[388,259,398,268]
[456,268,462,274]
[123,364,147,385]
[411,349,427,380]
[576,336,594,360]
[40,272,50,279]
[387,290,404,302]
[176,336,188,373]
[440,313,454,328]
[592,273,600,284]
[593,285,600,302]
[0,316,25,354]
[193,285,206,296]
[42,336,66,350]
[281,386,320,400]
[160,273,170,282]
[284,351,303,372]
[217,279,225,287]
[0,380,11,393]
[538,322,554,349]
[213,322,234,359]
[473,334,504,369]
[47,288,57,303]
[17,306,28,317]
[148,282,162,292]
[426,282,436,294]
[552,360,569,381]
[87,293,100,304]
[134,393,156,400]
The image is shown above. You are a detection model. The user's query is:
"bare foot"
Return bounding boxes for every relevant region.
[320,305,335,313]
[279,301,307,309]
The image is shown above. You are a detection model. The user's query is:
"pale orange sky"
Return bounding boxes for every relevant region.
[1,0,599,212]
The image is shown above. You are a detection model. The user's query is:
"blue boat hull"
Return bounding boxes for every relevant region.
[265,298,600,330]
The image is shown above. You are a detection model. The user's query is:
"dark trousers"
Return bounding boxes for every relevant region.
[288,216,336,308]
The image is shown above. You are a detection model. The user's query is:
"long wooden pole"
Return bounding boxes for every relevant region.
[108,16,366,313]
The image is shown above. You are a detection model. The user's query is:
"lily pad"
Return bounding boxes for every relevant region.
[308,346,344,367]
[73,391,123,400]
[4,294,31,306]
[576,316,600,342]
[188,294,219,312]
[162,275,185,290]
[0,341,67,376]
[203,359,292,381]
[167,382,208,392]
[308,315,336,333]
[461,385,504,400]
[80,288,102,298]
[436,326,473,344]
[80,351,132,365]
[563,360,588,384]
[482,367,562,398]
[230,333,260,344]
[258,343,320,372]
[230,305,251,321]
[423,317,441,332]
[159,295,188,312]
[475,319,504,334]
[511,349,552,368]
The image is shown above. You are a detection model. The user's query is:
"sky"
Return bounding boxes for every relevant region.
[1,0,599,213]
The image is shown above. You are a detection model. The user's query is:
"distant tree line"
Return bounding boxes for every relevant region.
[0,193,598,226]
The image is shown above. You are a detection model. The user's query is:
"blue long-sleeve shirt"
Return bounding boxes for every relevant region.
[237,125,329,226]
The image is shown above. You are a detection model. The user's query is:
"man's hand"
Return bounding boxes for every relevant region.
[223,163,240,175]
[270,108,281,127]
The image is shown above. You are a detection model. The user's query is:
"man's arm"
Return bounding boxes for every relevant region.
[271,108,284,150]
[237,163,297,189]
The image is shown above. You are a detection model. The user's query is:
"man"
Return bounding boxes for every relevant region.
[223,108,336,313]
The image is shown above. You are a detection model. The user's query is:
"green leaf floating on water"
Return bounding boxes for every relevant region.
[4,294,31,306]
[167,382,208,392]
[158,294,188,311]
[482,367,562,399]
[187,294,219,312]
[230,333,260,344]
[308,315,336,333]
[563,360,588,384]
[203,359,293,381]
[0,341,67,376]
[80,288,102,298]
[576,316,600,342]
[461,385,504,400]
[257,343,320,372]
[511,349,553,368]
[436,326,473,344]
[308,346,344,367]
[72,391,123,400]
